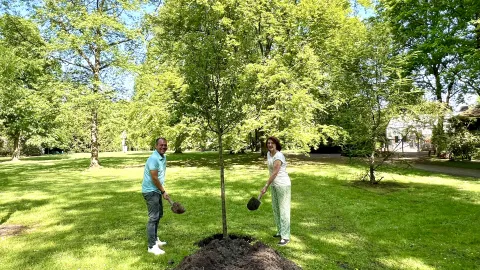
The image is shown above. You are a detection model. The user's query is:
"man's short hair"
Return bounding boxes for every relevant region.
[156,137,167,144]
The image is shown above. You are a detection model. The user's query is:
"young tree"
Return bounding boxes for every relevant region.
[0,15,61,161]
[152,0,260,237]
[331,20,420,183]
[35,0,159,167]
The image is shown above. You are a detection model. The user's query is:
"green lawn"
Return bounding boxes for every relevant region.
[0,152,479,270]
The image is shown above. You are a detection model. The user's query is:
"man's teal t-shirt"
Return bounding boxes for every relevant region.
[141,150,166,193]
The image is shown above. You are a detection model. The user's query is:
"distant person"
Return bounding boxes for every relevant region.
[141,137,170,255]
[260,136,291,246]
[121,130,128,153]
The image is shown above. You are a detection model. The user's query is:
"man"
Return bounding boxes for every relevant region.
[142,137,170,255]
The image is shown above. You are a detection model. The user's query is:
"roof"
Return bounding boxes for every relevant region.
[459,106,480,118]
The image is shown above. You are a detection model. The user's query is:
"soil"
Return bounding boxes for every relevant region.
[174,234,301,270]
[0,224,26,237]
[171,201,185,214]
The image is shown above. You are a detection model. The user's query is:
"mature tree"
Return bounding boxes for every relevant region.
[378,0,480,155]
[35,0,159,167]
[0,15,61,160]
[380,0,480,105]
[219,0,362,155]
[128,62,186,151]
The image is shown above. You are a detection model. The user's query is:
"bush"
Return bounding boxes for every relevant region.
[472,148,480,160]
[21,143,43,156]
[447,131,479,161]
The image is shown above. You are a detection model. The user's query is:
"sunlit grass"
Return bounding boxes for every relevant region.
[1,151,479,269]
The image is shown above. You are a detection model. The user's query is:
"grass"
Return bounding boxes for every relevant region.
[0,151,479,270]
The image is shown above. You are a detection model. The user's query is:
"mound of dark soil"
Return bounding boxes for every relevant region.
[175,237,301,270]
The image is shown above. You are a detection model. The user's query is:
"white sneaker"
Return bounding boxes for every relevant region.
[156,237,167,247]
[148,245,165,255]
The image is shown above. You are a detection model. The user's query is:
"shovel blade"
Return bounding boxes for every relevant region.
[247,197,261,211]
[171,202,186,214]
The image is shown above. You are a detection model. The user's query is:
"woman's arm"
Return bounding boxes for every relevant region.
[261,159,281,194]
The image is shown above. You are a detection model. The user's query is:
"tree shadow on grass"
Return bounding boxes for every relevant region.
[374,163,480,181]
[5,184,247,269]
[290,173,480,269]
[166,152,265,170]
[22,154,72,161]
[0,199,50,225]
[0,159,91,189]
[173,171,480,269]
[3,151,479,269]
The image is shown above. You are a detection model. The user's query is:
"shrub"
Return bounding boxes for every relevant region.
[447,131,479,161]
[22,143,43,156]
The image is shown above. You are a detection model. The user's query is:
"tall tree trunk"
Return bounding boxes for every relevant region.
[433,65,443,102]
[369,153,375,184]
[11,133,20,161]
[174,132,187,153]
[218,131,228,238]
[90,71,100,168]
[434,117,445,157]
[254,129,261,152]
[369,112,377,183]
[90,109,100,167]
[259,130,267,156]
[475,12,480,49]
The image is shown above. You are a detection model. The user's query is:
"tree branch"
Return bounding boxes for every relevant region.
[55,57,91,71]
[107,38,131,47]
[49,17,95,71]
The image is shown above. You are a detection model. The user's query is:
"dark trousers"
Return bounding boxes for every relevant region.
[143,191,163,248]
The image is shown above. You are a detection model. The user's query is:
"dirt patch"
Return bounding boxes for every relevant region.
[0,224,27,237]
[175,235,301,270]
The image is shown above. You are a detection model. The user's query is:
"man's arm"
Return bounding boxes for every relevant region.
[150,170,170,200]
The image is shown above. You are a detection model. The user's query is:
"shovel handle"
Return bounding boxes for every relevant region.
[166,197,174,205]
[257,193,263,200]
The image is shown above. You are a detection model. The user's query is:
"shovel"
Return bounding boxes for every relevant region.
[167,197,186,214]
[247,193,263,211]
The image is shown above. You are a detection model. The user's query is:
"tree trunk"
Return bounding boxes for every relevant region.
[369,151,376,184]
[89,62,101,167]
[90,109,100,167]
[11,134,21,161]
[259,130,267,156]
[475,11,480,49]
[254,129,260,152]
[433,65,443,102]
[434,117,445,158]
[218,132,228,238]
[174,132,187,153]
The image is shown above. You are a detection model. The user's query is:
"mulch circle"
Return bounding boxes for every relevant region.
[174,234,301,270]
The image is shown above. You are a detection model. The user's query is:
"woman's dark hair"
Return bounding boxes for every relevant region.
[267,136,282,151]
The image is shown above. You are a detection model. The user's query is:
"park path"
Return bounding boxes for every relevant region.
[411,163,480,178]
[306,153,479,179]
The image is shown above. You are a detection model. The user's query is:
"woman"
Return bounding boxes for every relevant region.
[261,136,291,246]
